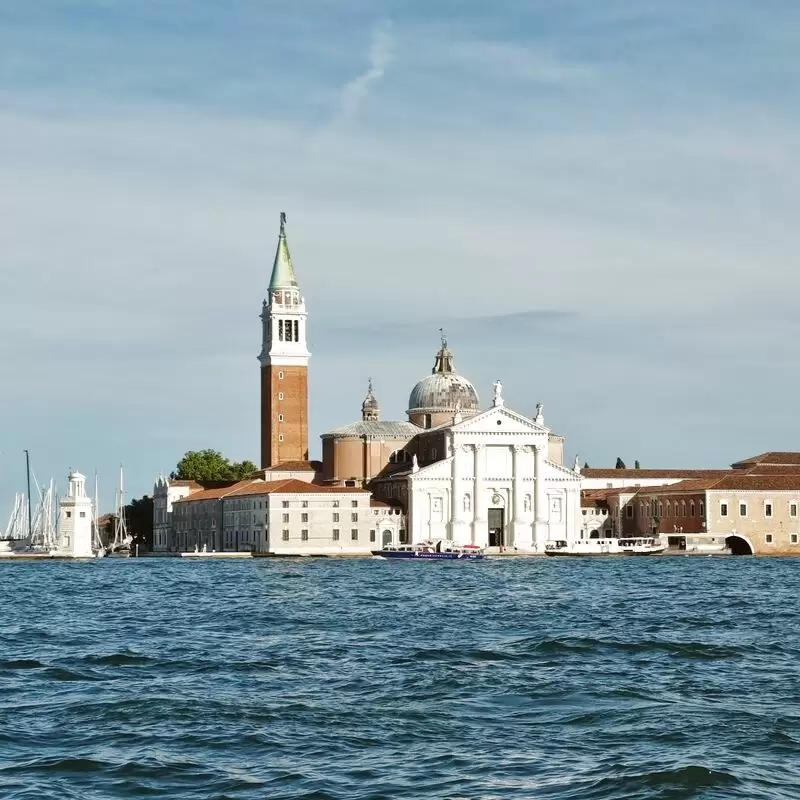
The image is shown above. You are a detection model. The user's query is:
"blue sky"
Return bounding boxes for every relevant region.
[2,1,799,514]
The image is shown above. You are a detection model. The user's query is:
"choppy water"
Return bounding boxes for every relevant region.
[1,557,799,800]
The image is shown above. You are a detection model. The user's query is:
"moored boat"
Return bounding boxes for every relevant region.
[544,536,665,557]
[372,540,485,560]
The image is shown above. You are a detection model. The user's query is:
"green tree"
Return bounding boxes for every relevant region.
[634,460,641,469]
[172,449,250,481]
[126,496,154,552]
[583,461,590,469]
[615,457,626,469]
[230,460,259,480]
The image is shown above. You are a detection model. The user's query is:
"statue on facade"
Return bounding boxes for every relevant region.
[493,379,504,407]
[524,495,532,513]
[574,455,581,474]
[412,454,419,473]
[535,403,544,423]
[463,494,471,513]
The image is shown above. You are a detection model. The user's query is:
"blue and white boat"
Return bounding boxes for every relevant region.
[372,541,485,560]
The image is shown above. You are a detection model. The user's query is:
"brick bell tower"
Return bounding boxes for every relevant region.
[258,213,310,468]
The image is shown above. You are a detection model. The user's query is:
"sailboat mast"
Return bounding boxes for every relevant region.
[24,449,32,542]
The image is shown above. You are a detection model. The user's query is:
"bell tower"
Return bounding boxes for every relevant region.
[258,213,310,468]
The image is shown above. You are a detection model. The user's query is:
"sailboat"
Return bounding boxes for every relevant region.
[106,465,132,557]
[0,493,29,553]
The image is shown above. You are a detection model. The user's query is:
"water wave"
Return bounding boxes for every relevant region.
[0,557,798,799]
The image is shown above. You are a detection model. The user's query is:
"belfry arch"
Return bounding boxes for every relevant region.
[725,535,754,555]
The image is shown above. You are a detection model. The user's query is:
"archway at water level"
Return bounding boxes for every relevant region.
[726,535,754,555]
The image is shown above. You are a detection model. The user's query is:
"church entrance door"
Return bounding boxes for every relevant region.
[488,508,505,548]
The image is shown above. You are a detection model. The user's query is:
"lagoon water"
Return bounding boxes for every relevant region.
[1,557,799,800]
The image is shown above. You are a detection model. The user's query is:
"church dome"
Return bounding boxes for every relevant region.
[408,372,480,414]
[407,336,480,423]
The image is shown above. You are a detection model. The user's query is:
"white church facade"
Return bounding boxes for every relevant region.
[371,380,582,552]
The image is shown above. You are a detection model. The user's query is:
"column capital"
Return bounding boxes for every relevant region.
[473,443,486,452]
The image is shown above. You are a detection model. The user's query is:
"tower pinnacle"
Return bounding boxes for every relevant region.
[269,212,298,291]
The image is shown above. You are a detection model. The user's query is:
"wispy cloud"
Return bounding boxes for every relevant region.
[337,23,394,119]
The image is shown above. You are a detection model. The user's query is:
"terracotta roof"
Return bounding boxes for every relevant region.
[634,478,727,495]
[263,460,322,472]
[635,474,800,495]
[732,452,800,468]
[582,468,731,479]
[174,478,369,503]
[745,465,800,475]
[713,475,800,492]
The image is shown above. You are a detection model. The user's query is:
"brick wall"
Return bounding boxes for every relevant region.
[261,365,308,467]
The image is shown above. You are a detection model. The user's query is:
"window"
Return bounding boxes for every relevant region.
[278,320,284,341]
[700,501,705,517]
[302,501,308,508]
[626,505,633,518]
[282,530,289,541]
[351,529,358,541]
[351,513,358,522]
[351,500,358,508]
[66,511,72,519]
[293,320,299,342]
[739,503,747,517]
[658,503,663,517]
[791,534,798,544]
[765,502,773,518]
[431,448,437,459]
[332,501,339,508]
[582,509,587,516]
[369,530,376,542]
[278,414,284,422]
[690,501,695,516]
[720,502,728,517]
[680,501,686,517]
[278,392,284,400]
[278,435,284,442]
[278,371,284,380]
[282,514,289,523]
[765,533,773,543]
[333,513,339,522]
[301,530,309,541]
[333,529,340,541]
[80,511,86,518]
[282,501,289,508]
[792,503,798,518]
[301,513,308,523]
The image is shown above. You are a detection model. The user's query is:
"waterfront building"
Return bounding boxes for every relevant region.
[597,453,800,555]
[58,472,94,558]
[152,477,238,552]
[171,478,405,555]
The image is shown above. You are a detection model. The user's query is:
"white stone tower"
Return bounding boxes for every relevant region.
[59,471,94,557]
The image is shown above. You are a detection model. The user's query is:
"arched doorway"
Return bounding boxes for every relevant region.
[726,535,753,555]
[382,529,393,547]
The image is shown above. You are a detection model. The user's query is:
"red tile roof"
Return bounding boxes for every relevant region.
[733,452,800,468]
[582,468,731,479]
[263,460,323,472]
[174,478,368,503]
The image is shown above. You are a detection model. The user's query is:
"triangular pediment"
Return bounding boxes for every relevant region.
[450,405,548,435]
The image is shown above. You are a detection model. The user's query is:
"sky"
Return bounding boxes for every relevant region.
[2,0,799,516]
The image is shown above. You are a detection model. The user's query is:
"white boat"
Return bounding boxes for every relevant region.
[544,536,666,557]
[372,540,485,560]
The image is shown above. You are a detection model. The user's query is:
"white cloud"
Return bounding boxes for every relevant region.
[337,23,394,119]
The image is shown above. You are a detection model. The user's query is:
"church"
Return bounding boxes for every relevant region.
[257,215,582,553]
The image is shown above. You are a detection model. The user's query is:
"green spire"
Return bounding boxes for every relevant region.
[268,212,298,291]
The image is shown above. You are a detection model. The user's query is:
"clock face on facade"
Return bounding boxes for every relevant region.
[491,493,503,506]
